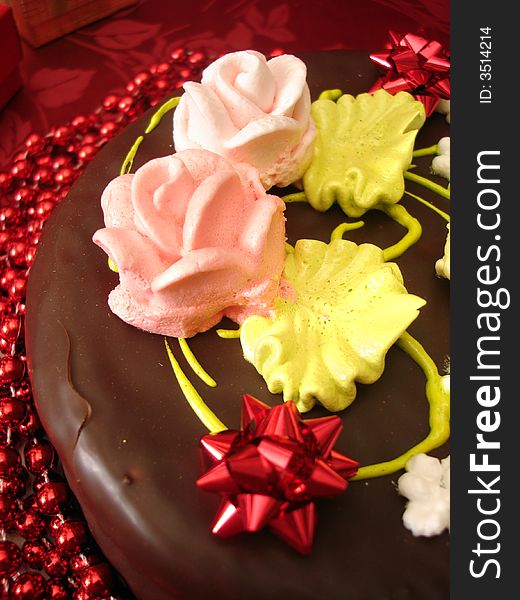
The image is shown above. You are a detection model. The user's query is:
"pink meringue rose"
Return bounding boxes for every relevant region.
[173,50,316,189]
[92,149,286,338]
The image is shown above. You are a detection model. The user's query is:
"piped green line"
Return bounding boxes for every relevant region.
[120,135,144,176]
[281,191,307,203]
[165,339,226,433]
[380,203,422,261]
[405,191,450,222]
[216,328,241,339]
[412,144,438,158]
[145,96,181,134]
[404,170,450,200]
[330,221,365,241]
[353,332,450,480]
[178,338,217,387]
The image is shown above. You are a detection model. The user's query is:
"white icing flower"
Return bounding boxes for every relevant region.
[432,137,450,181]
[398,453,450,537]
[173,50,316,189]
[435,222,450,280]
[436,99,450,124]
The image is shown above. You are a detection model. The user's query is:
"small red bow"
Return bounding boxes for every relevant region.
[197,394,358,554]
[369,31,450,116]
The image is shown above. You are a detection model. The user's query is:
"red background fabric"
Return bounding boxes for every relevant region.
[0,0,449,169]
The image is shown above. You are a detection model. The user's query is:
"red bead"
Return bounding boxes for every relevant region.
[15,508,46,540]
[118,96,134,113]
[0,171,13,192]
[24,133,46,155]
[32,166,54,187]
[24,246,37,267]
[82,133,98,145]
[0,207,19,227]
[170,47,187,61]
[36,482,70,516]
[12,188,36,206]
[0,540,21,576]
[78,145,97,162]
[0,494,14,523]
[8,277,27,300]
[156,62,171,74]
[51,156,71,171]
[103,94,119,111]
[22,540,46,569]
[134,71,150,86]
[53,126,74,145]
[57,185,72,201]
[99,121,117,137]
[35,199,57,219]
[55,521,90,555]
[188,51,206,65]
[35,154,52,166]
[24,440,55,473]
[69,552,102,576]
[18,407,42,437]
[0,356,25,384]
[0,469,25,497]
[6,241,28,268]
[71,115,93,133]
[73,588,91,600]
[0,446,20,475]
[155,78,168,91]
[54,168,75,185]
[47,580,70,600]
[11,159,33,181]
[12,380,32,402]
[80,563,116,597]
[1,315,23,342]
[0,232,9,253]
[43,547,69,578]
[0,269,18,291]
[0,398,27,426]
[9,572,47,599]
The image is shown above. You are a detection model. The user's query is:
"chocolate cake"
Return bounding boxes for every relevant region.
[26,51,450,599]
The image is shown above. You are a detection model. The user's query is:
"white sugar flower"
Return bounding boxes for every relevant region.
[432,137,450,181]
[435,222,450,279]
[436,99,450,124]
[398,453,450,537]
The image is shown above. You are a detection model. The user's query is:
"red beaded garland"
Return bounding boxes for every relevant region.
[0,47,213,595]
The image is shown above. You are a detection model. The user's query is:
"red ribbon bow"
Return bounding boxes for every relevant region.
[369,31,450,116]
[197,394,358,554]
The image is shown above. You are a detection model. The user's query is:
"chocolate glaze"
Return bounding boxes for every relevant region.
[26,51,450,600]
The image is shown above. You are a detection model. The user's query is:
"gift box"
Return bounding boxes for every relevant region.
[0,4,22,110]
[1,0,138,47]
